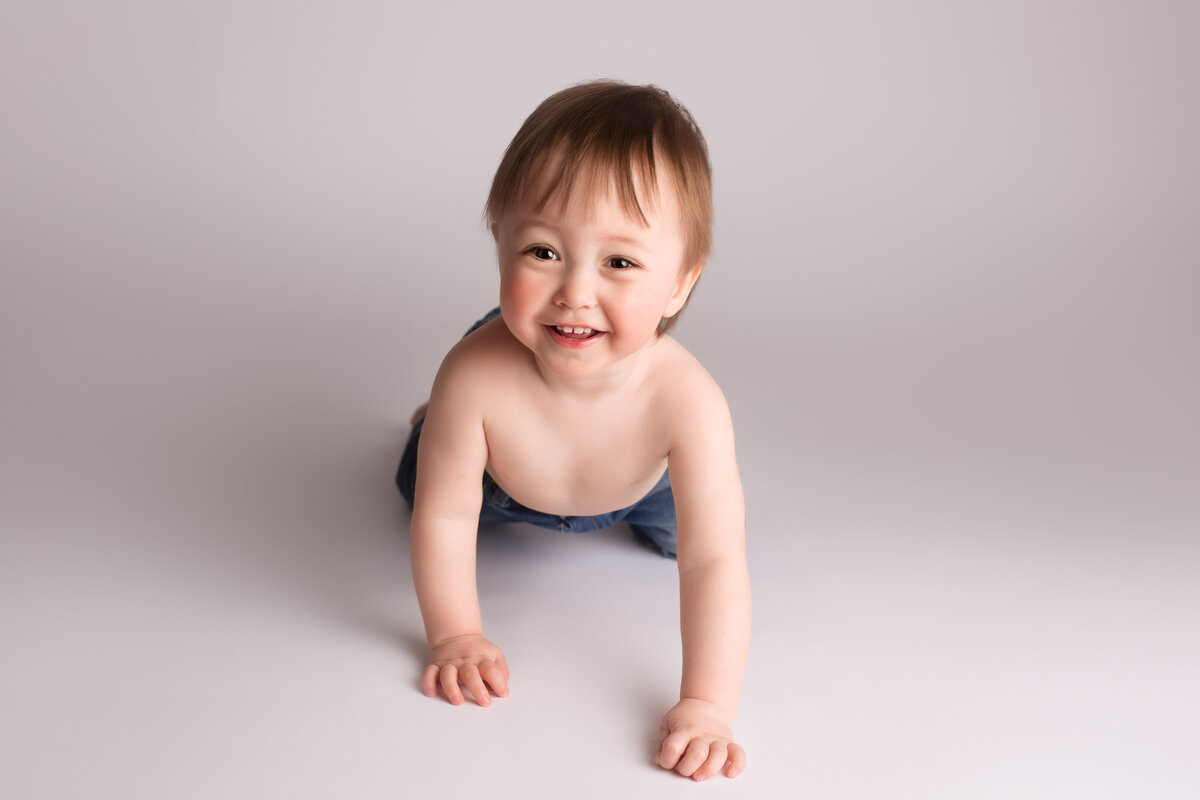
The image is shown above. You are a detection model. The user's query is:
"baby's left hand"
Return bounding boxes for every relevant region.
[655,698,746,781]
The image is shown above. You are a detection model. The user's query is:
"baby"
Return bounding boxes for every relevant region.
[397,81,750,782]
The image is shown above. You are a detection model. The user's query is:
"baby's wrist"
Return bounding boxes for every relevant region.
[676,695,737,721]
[428,630,485,650]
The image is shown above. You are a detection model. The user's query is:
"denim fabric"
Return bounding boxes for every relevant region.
[395,307,678,559]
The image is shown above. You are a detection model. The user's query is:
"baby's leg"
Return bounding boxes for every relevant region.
[622,471,678,560]
[396,412,425,508]
[410,402,428,426]
[629,524,677,560]
[398,307,498,508]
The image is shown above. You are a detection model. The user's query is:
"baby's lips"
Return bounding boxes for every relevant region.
[548,322,604,331]
[546,324,606,341]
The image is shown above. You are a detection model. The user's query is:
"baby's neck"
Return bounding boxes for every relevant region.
[531,346,655,402]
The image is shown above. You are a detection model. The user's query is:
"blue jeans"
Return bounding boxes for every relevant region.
[395,308,678,559]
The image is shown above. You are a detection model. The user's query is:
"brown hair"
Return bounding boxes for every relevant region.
[486,80,713,335]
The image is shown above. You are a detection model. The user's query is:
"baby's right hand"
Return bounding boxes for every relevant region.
[422,634,510,707]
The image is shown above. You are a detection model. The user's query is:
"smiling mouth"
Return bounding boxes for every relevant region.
[546,325,605,343]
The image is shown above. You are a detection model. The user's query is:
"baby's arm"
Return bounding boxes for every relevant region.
[409,349,509,706]
[656,381,751,780]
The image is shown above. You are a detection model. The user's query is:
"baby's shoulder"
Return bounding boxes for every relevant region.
[430,317,528,401]
[650,339,738,480]
[647,336,732,426]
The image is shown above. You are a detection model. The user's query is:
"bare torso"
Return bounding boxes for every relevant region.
[462,317,696,516]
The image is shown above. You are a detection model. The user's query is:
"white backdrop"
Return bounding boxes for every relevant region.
[2,2,1197,798]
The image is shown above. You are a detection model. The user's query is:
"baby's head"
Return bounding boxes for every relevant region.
[486,80,712,335]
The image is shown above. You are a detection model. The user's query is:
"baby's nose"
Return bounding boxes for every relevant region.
[554,264,597,308]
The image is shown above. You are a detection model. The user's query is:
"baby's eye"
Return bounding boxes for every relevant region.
[607,256,637,270]
[528,246,558,261]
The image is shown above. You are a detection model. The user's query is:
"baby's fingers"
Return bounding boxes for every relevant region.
[479,659,510,698]
[673,739,712,778]
[460,664,492,707]
[692,742,728,782]
[656,732,688,771]
[421,664,440,698]
[439,664,466,705]
[724,743,747,778]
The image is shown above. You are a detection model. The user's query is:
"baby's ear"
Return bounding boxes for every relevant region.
[490,223,500,242]
[664,261,705,317]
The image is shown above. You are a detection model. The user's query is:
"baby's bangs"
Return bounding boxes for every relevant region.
[532,137,662,227]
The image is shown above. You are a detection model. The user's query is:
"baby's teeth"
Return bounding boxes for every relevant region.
[557,326,592,334]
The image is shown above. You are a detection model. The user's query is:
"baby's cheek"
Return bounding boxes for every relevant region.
[499,274,540,315]
[626,293,671,328]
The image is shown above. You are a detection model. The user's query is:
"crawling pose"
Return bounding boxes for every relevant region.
[398,81,750,781]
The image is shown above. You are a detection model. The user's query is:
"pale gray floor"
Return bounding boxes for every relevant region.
[3,3,1199,798]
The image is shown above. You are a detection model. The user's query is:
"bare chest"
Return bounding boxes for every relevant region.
[482,398,671,517]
